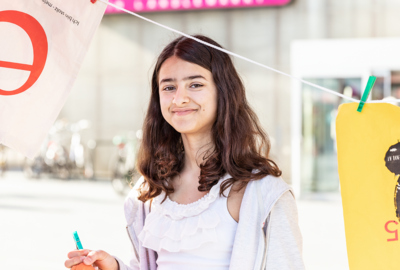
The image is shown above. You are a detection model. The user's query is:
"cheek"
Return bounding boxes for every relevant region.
[209,91,218,116]
[159,95,171,120]
[202,92,218,120]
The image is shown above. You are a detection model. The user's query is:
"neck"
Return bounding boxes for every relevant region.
[181,131,213,174]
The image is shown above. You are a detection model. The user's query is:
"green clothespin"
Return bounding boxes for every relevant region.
[357,76,377,112]
[73,231,83,250]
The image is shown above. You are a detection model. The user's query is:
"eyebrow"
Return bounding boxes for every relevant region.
[159,75,206,85]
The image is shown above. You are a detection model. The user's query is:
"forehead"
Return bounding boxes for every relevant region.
[159,56,211,81]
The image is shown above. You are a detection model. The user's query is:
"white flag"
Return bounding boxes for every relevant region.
[0,0,106,158]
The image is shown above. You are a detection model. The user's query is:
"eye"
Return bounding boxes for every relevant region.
[162,86,175,91]
[190,83,203,88]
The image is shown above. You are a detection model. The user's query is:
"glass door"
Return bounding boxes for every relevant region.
[301,78,361,193]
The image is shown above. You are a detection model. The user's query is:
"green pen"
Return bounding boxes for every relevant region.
[73,231,84,250]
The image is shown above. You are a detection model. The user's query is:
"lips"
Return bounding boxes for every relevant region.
[171,108,197,116]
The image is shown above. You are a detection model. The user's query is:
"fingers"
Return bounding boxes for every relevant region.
[64,255,85,268]
[83,250,109,266]
[65,249,90,268]
[65,249,113,269]
[68,249,90,259]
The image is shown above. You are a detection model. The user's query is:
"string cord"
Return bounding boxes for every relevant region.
[97,0,399,104]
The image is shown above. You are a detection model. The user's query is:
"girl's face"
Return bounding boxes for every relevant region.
[159,56,218,135]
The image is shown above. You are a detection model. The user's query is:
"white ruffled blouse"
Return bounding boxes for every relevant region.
[138,176,238,269]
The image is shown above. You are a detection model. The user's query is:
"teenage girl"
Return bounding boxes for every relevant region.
[65,35,305,270]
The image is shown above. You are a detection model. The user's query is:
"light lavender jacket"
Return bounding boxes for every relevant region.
[115,174,305,270]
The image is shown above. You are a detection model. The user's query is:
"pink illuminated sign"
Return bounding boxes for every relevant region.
[105,0,291,13]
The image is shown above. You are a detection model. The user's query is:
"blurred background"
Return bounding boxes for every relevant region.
[2,0,400,268]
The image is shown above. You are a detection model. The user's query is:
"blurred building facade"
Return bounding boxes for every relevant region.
[48,0,400,195]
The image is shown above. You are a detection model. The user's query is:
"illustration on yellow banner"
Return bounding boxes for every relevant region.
[336,102,400,270]
[385,141,400,221]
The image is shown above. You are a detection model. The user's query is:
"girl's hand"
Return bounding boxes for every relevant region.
[65,249,119,270]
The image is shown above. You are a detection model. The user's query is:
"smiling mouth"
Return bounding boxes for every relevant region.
[172,109,197,116]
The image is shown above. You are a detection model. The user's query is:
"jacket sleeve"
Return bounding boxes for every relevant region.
[264,191,305,270]
[114,185,143,270]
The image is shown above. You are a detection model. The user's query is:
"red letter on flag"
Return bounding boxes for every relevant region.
[0,10,48,96]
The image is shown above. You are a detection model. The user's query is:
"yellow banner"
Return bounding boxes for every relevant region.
[336,102,400,269]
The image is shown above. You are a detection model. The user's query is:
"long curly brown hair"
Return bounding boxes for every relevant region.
[136,34,281,203]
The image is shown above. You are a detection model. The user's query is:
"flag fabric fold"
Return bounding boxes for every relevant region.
[0,0,106,158]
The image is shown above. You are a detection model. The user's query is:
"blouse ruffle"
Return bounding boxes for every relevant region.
[138,178,225,252]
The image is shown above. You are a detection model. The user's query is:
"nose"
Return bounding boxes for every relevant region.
[172,85,189,105]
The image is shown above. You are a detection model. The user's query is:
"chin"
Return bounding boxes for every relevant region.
[173,124,203,134]
[169,120,194,133]
[173,126,196,134]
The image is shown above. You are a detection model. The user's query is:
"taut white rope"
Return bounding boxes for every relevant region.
[98,0,400,104]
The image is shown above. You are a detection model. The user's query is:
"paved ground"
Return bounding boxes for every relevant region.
[0,172,348,269]
[298,193,349,270]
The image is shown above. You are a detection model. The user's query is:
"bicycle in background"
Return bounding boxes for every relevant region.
[23,119,96,180]
[110,130,142,195]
